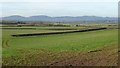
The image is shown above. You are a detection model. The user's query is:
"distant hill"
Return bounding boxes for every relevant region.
[1,15,117,24]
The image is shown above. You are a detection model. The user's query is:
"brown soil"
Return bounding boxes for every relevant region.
[49,45,118,66]
[3,44,118,66]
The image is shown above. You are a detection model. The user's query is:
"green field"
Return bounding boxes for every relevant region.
[2,26,118,66]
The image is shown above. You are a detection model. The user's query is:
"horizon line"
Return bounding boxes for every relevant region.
[2,15,118,18]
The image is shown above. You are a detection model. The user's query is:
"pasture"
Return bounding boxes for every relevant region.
[2,25,118,66]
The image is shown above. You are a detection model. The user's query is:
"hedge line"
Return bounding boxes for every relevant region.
[12,28,107,37]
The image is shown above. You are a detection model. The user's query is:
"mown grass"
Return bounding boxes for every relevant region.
[2,29,118,56]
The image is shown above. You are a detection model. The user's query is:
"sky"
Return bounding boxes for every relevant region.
[0,0,119,17]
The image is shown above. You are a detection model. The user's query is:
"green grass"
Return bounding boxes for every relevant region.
[2,29,118,57]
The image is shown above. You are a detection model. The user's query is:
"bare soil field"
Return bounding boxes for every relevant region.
[49,44,118,66]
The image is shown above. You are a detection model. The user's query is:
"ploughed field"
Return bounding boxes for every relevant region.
[2,26,118,66]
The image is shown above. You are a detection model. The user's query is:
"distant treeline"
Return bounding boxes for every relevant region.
[1,20,71,27]
[1,20,118,24]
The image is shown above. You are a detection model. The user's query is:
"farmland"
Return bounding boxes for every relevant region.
[2,25,118,66]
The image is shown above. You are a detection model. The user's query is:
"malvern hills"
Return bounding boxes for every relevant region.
[2,15,117,21]
[1,15,117,24]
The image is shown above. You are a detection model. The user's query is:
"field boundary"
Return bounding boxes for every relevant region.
[12,28,107,37]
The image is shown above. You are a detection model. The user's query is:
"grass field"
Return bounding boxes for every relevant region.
[2,26,118,66]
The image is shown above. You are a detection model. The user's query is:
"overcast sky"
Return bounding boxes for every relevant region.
[0,0,119,17]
